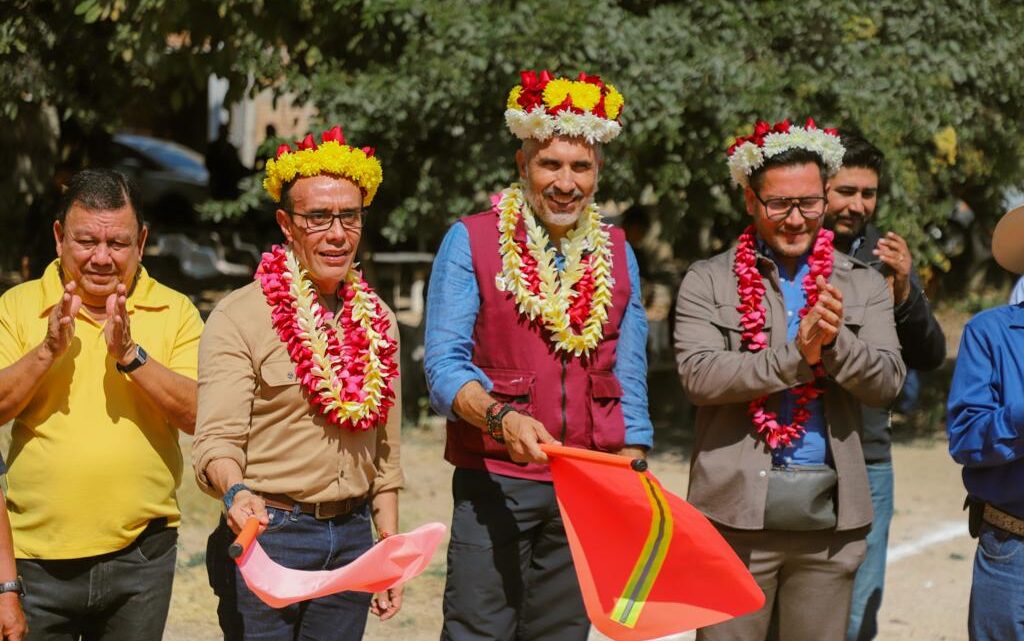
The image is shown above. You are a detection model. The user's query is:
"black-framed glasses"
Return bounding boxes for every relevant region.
[290,209,365,232]
[752,192,827,221]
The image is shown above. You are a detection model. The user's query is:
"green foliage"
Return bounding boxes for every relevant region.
[3,0,1024,273]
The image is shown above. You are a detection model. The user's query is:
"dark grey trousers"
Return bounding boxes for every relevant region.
[17,520,177,641]
[440,468,588,641]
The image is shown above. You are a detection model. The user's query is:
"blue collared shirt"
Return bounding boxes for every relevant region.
[424,221,654,448]
[1010,276,1024,305]
[947,303,1024,516]
[764,250,828,466]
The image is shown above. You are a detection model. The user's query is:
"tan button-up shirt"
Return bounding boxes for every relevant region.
[192,281,403,503]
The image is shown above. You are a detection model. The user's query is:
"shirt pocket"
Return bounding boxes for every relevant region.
[257,357,300,399]
[844,304,867,336]
[712,303,773,351]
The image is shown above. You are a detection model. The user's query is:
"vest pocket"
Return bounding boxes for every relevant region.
[588,371,625,451]
[459,367,535,456]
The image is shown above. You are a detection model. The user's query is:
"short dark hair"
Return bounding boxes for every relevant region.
[749,148,829,192]
[58,169,144,229]
[838,130,885,174]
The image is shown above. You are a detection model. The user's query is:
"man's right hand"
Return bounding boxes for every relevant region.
[797,276,843,365]
[226,491,269,535]
[0,592,26,641]
[502,412,557,464]
[42,282,81,361]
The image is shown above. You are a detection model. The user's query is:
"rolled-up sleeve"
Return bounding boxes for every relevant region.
[191,306,256,495]
[616,244,653,448]
[424,222,492,420]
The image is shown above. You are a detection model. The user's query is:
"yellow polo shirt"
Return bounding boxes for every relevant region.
[0,261,203,559]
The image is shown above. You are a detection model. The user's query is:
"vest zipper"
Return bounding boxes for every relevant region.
[560,356,568,443]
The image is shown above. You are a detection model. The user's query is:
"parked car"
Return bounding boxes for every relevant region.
[111,133,209,225]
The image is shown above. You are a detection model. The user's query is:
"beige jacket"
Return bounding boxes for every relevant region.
[192,281,403,503]
[675,246,905,531]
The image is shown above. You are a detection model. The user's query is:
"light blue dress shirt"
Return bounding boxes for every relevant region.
[424,221,654,448]
[1010,276,1024,305]
[765,251,829,466]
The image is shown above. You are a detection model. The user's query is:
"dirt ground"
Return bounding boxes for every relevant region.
[164,423,973,641]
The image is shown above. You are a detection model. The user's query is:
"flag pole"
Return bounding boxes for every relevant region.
[229,517,260,559]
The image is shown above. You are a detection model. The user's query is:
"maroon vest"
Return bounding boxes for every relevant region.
[445,207,631,481]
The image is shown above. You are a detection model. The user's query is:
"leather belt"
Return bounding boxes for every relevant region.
[257,492,364,520]
[982,504,1024,537]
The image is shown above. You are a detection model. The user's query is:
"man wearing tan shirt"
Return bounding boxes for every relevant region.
[192,126,403,641]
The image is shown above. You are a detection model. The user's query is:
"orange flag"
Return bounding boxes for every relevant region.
[541,444,764,641]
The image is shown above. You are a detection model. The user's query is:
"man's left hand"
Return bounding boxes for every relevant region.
[874,231,912,304]
[617,446,647,460]
[0,593,26,641]
[371,585,403,621]
[104,284,136,366]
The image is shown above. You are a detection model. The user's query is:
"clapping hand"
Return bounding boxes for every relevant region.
[43,282,81,360]
[797,276,844,365]
[104,283,136,365]
[873,231,912,304]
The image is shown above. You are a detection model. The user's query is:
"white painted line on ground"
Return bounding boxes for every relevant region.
[887,520,969,564]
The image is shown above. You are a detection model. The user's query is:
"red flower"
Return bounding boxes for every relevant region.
[753,120,771,136]
[297,134,317,151]
[772,119,791,133]
[320,125,346,144]
[275,144,292,159]
[805,117,817,130]
[361,146,376,157]
[824,127,839,136]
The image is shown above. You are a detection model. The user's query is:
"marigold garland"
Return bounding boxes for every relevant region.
[493,183,614,356]
[256,245,398,431]
[263,125,383,205]
[733,225,835,449]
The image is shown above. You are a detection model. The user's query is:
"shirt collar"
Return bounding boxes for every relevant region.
[754,236,810,280]
[1010,302,1024,329]
[39,260,173,318]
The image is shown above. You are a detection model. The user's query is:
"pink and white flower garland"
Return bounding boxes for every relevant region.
[256,245,398,431]
[733,225,835,449]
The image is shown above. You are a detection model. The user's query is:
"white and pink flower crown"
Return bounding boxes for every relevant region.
[726,118,845,188]
[504,70,625,145]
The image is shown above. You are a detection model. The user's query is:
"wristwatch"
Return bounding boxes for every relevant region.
[0,577,24,598]
[223,483,252,510]
[116,344,148,374]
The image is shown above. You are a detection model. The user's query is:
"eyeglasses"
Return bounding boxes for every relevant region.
[752,192,827,221]
[290,209,365,232]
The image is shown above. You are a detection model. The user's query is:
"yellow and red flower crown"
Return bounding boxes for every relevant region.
[505,70,625,144]
[263,125,383,205]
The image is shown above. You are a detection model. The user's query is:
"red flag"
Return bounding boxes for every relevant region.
[541,444,764,640]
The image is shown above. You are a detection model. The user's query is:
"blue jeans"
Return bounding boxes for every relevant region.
[847,461,894,641]
[207,503,374,641]
[968,522,1024,640]
[17,519,177,641]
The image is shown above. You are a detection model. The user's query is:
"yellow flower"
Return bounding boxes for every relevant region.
[507,85,524,111]
[568,81,601,112]
[543,78,573,109]
[604,85,624,119]
[263,141,383,204]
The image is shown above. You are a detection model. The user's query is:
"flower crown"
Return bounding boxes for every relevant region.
[504,70,625,145]
[726,118,844,188]
[263,125,383,205]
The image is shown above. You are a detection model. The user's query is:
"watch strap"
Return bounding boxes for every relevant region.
[116,344,148,373]
[223,483,252,510]
[0,577,24,597]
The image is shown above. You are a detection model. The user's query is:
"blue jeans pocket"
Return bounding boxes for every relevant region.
[263,507,294,534]
[978,523,1023,562]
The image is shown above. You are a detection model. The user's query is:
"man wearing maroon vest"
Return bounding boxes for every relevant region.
[425,71,653,641]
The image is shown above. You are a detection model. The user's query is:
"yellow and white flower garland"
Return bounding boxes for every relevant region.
[493,183,614,356]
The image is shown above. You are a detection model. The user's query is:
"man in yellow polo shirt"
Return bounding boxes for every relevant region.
[0,169,202,641]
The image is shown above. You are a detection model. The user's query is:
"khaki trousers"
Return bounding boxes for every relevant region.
[697,526,868,641]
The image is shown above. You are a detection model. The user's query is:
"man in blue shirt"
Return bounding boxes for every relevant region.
[425,71,653,641]
[949,203,1024,641]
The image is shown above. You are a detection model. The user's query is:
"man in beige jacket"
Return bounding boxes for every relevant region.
[192,125,403,641]
[674,119,905,641]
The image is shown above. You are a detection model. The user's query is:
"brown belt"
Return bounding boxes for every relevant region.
[982,504,1024,537]
[257,492,365,520]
